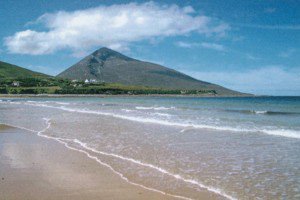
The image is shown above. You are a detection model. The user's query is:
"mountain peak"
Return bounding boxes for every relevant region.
[57,48,241,95]
[91,47,133,61]
[94,47,115,54]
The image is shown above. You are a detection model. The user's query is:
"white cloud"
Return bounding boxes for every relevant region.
[175,41,225,51]
[4,2,229,55]
[181,66,300,95]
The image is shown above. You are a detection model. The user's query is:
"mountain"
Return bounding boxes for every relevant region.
[57,47,242,95]
[0,61,50,79]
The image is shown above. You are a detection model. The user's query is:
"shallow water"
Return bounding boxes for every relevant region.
[0,96,300,199]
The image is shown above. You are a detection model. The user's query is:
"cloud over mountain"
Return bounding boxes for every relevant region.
[4,2,229,55]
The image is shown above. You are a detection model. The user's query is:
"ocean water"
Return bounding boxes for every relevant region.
[0,96,299,199]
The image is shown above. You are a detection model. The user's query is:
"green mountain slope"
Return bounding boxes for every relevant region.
[0,61,50,79]
[57,47,244,95]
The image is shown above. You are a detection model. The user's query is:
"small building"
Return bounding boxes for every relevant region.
[90,79,97,83]
[12,81,20,87]
[84,79,90,84]
[71,79,78,83]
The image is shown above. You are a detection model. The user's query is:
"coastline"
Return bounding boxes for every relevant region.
[0,126,219,200]
[0,93,255,98]
[1,97,299,199]
[0,126,177,200]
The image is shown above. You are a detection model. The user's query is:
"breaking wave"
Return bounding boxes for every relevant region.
[136,106,176,110]
[225,109,300,116]
[18,101,300,139]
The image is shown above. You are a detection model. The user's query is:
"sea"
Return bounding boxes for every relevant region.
[0,96,299,199]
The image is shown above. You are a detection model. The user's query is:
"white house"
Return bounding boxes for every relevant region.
[90,79,97,83]
[12,81,20,87]
[84,79,90,84]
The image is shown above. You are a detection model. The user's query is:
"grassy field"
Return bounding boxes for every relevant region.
[0,61,50,79]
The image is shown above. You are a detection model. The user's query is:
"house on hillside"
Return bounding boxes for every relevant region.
[11,81,20,87]
[90,79,97,83]
[84,79,98,84]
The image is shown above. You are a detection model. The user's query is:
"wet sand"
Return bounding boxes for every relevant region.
[0,126,182,200]
[0,125,220,200]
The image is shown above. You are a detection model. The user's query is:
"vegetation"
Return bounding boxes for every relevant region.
[0,77,217,95]
[0,61,50,79]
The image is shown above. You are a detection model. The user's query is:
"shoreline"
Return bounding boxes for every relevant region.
[0,97,299,199]
[0,125,220,200]
[0,93,257,98]
[0,126,178,200]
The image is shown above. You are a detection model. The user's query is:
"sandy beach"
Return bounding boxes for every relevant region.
[0,126,176,200]
[0,125,218,200]
[1,97,299,199]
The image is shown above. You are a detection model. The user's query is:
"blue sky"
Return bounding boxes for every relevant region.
[0,0,299,95]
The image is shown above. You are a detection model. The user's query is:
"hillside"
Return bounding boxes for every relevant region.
[0,61,50,79]
[57,47,242,95]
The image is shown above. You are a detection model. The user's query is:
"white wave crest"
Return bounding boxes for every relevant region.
[262,129,300,139]
[6,101,300,139]
[254,110,267,114]
[54,102,70,105]
[121,109,135,112]
[136,106,176,110]
[152,112,172,117]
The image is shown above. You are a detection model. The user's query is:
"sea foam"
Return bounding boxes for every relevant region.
[6,100,300,139]
[136,106,176,110]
